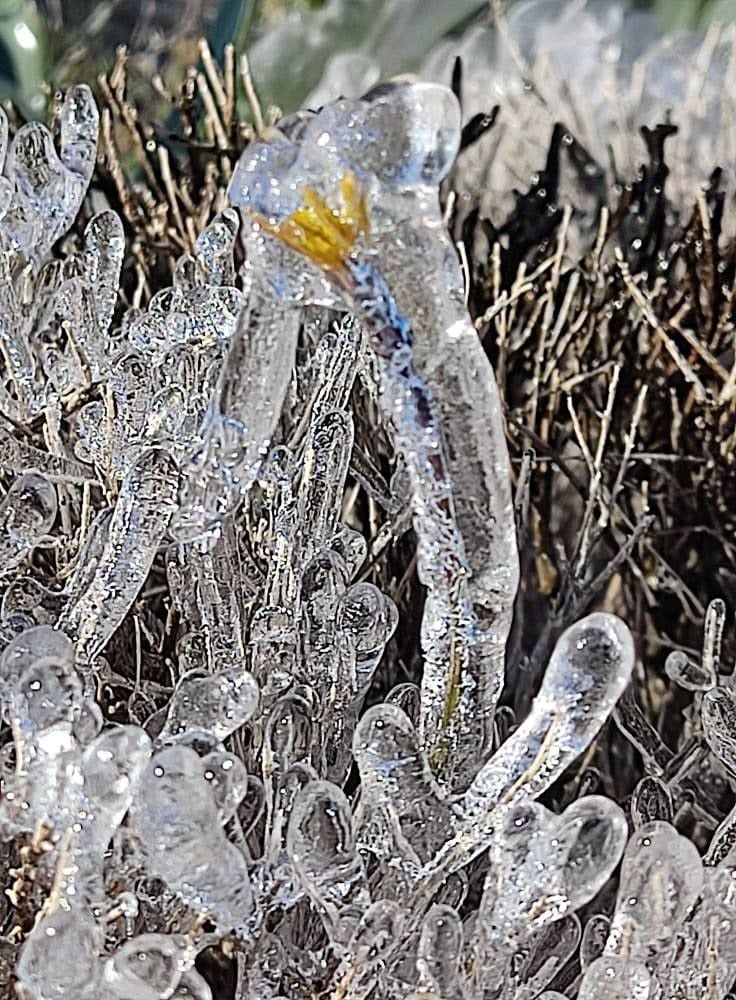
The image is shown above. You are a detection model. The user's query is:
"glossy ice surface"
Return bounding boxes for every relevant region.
[0,56,719,1000]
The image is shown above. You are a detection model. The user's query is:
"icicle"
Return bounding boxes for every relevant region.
[57,448,179,661]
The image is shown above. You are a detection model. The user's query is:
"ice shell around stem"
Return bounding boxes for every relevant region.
[0,471,57,549]
[228,134,302,222]
[536,612,635,712]
[131,745,253,929]
[4,85,98,261]
[355,81,461,188]
[462,613,634,818]
[417,904,464,995]
[702,686,736,777]
[104,932,192,999]
[286,779,367,938]
[0,624,74,696]
[578,956,651,1000]
[479,796,627,946]
[609,820,703,957]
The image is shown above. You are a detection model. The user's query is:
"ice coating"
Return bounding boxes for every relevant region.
[462,613,635,819]
[417,0,736,222]
[229,80,518,789]
[130,745,253,930]
[0,70,720,1000]
[57,448,179,661]
[0,471,57,573]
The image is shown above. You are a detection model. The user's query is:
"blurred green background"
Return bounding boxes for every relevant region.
[0,0,733,116]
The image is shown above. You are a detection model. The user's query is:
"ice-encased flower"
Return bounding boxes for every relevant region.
[228,81,461,303]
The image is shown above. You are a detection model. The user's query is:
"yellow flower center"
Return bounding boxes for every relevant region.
[252,171,369,280]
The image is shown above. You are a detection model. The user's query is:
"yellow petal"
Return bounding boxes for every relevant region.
[252,171,369,279]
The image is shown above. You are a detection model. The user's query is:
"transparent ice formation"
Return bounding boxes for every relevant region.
[0,56,726,1000]
[229,78,519,791]
[0,472,57,575]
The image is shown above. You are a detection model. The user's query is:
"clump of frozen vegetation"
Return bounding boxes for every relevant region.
[1,3,736,997]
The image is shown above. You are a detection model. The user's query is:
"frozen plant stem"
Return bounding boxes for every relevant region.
[229,81,519,786]
[57,448,179,663]
[2,30,717,995]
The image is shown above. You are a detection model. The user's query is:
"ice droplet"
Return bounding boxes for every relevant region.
[161,667,259,744]
[336,582,398,696]
[479,796,626,955]
[0,471,56,573]
[581,914,611,970]
[13,654,83,733]
[287,779,368,942]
